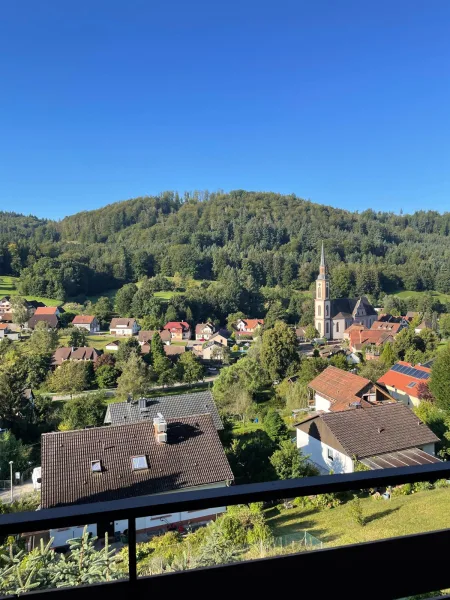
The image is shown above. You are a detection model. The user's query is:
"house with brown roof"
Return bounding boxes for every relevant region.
[71,315,100,333]
[105,340,120,351]
[109,317,139,336]
[195,322,216,340]
[296,403,439,474]
[138,330,171,346]
[308,365,392,413]
[295,326,307,342]
[0,323,20,341]
[40,414,233,546]
[415,320,433,334]
[370,321,403,334]
[377,361,431,408]
[27,312,59,330]
[51,347,102,368]
[348,328,395,353]
[163,321,191,341]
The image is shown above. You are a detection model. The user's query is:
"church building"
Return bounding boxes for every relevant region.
[315,245,378,340]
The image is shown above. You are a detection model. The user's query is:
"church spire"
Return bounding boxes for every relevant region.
[318,242,328,278]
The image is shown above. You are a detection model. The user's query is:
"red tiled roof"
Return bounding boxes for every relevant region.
[344,323,367,334]
[349,329,394,349]
[0,323,8,330]
[370,321,401,333]
[241,319,264,330]
[308,366,372,408]
[35,306,58,315]
[377,361,431,399]
[164,321,190,332]
[72,315,96,324]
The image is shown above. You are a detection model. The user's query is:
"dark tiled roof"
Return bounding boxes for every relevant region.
[28,314,59,329]
[104,390,223,430]
[321,404,438,459]
[330,296,377,319]
[52,347,102,367]
[41,414,233,508]
[110,318,137,328]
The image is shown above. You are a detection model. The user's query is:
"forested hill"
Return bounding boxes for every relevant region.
[1,190,450,302]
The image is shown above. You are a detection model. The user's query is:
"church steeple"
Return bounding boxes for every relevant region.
[317,242,328,280]
[315,242,331,339]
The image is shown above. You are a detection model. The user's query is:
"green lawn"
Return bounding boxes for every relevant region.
[267,487,450,548]
[393,289,450,303]
[58,332,118,350]
[170,340,187,346]
[0,275,62,306]
[232,420,263,435]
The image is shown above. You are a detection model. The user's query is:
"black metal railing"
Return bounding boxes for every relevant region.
[2,461,450,599]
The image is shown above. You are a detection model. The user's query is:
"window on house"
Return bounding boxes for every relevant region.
[131,456,148,470]
[326,322,329,334]
[407,382,416,388]
[318,305,321,316]
[317,322,321,333]
[336,322,339,333]
[325,304,329,316]
[327,448,334,461]
[91,460,102,473]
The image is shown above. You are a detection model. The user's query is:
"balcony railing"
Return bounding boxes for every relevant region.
[2,461,450,599]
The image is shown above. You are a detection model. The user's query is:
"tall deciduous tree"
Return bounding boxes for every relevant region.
[114,283,137,317]
[29,322,59,354]
[261,321,300,381]
[116,353,150,399]
[59,393,107,430]
[69,328,88,348]
[429,344,450,412]
[151,332,165,359]
[48,361,92,397]
[10,297,29,327]
[177,352,204,385]
[93,296,113,326]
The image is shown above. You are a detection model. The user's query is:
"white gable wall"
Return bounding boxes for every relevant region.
[296,428,354,474]
[314,392,332,412]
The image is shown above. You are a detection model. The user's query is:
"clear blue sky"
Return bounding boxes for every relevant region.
[1,0,450,219]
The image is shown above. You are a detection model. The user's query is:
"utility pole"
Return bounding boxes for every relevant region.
[9,461,13,503]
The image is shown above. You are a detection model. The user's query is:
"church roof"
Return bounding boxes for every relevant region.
[330,296,377,319]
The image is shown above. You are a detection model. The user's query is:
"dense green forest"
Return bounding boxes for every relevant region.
[2,190,450,306]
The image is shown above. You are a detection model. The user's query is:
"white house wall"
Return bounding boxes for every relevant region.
[385,386,419,408]
[314,393,331,412]
[50,524,97,548]
[296,429,353,474]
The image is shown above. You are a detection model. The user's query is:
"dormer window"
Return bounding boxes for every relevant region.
[132,456,148,470]
[91,460,102,473]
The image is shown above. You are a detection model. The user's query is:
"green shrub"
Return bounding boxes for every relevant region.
[413,481,434,492]
[348,496,365,526]
[434,479,450,489]
[391,483,413,497]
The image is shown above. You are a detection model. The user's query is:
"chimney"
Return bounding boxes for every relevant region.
[153,413,167,443]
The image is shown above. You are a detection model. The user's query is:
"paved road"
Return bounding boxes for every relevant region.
[49,376,219,401]
[0,481,35,504]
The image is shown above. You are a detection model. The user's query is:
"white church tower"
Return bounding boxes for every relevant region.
[315,243,332,340]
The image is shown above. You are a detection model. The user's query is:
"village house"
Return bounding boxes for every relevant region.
[296,403,439,474]
[377,361,431,408]
[71,315,100,333]
[109,317,139,337]
[104,390,223,430]
[0,296,45,315]
[308,365,393,413]
[315,245,377,340]
[195,322,216,340]
[51,347,102,368]
[295,326,307,342]
[235,318,264,333]
[415,319,433,334]
[370,320,404,334]
[27,307,61,330]
[0,323,20,341]
[209,329,231,346]
[347,328,396,353]
[193,340,226,361]
[163,321,191,341]
[40,414,233,547]
[138,330,171,346]
[105,340,120,351]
